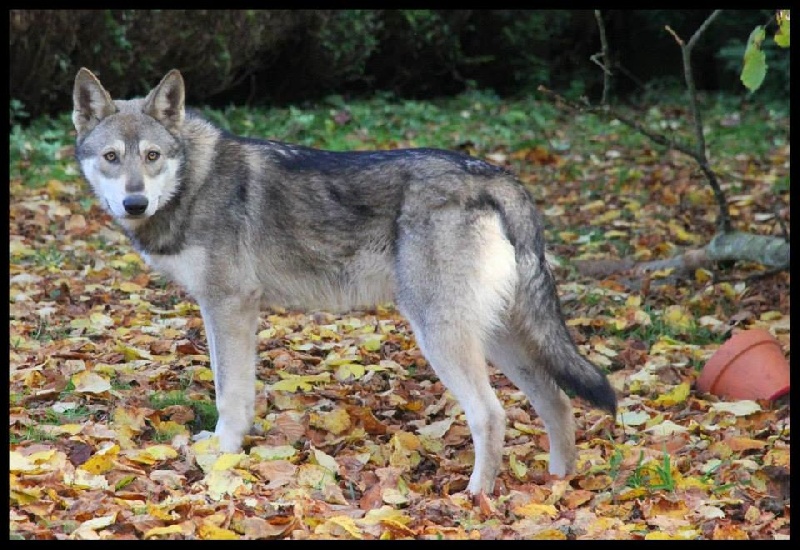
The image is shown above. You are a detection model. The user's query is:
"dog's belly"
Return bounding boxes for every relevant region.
[259,251,396,312]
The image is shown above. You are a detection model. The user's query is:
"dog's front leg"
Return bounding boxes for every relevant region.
[198,295,259,452]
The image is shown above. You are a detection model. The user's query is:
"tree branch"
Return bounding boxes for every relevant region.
[594,10,612,105]
[666,10,730,232]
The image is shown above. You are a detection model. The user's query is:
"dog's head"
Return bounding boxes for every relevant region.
[72,69,185,226]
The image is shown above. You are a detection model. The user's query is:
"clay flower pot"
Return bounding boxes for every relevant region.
[697,329,790,401]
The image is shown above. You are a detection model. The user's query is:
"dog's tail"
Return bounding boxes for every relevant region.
[490,181,617,416]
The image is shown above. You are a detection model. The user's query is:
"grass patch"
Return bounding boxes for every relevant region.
[150,390,218,432]
[609,304,726,348]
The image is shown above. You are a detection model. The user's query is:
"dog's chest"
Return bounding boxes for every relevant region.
[141,245,207,297]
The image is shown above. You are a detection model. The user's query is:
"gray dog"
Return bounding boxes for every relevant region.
[72,68,616,495]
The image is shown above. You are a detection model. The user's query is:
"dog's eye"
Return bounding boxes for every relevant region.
[146,151,161,162]
[103,151,118,162]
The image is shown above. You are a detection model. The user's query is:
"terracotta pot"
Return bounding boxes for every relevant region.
[697,329,790,401]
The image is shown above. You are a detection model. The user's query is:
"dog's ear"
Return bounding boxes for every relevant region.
[72,68,117,139]
[143,69,185,135]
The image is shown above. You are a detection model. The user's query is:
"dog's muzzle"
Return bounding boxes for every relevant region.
[123,194,149,216]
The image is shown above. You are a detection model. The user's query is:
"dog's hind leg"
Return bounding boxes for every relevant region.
[395,211,517,494]
[485,330,577,477]
[198,295,260,452]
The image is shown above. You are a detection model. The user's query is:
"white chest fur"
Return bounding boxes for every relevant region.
[142,245,207,298]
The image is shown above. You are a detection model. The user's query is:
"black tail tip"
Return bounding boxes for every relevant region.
[577,376,617,417]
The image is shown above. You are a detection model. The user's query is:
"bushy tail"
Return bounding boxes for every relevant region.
[513,254,617,415]
[488,180,617,415]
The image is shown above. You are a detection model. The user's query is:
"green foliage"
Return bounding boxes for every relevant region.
[738,10,790,93]
[314,10,384,86]
[774,10,790,47]
[741,26,768,92]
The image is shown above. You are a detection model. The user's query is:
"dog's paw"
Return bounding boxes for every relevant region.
[192,430,216,442]
[213,421,246,453]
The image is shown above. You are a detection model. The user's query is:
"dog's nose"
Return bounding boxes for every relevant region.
[123,194,149,216]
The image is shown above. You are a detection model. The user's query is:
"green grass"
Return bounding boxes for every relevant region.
[619,447,675,493]
[150,390,218,432]
[10,426,58,444]
[609,304,726,349]
[30,318,71,343]
[43,405,92,424]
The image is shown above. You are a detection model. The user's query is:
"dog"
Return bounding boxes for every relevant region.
[72,68,616,495]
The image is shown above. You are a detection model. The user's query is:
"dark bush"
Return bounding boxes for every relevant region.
[10,10,303,122]
[9,9,790,124]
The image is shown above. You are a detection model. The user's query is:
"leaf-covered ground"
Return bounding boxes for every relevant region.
[9,92,790,539]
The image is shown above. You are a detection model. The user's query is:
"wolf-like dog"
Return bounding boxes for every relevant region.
[72,68,616,495]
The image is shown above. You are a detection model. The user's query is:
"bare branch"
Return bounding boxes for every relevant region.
[670,10,729,232]
[664,25,684,46]
[537,86,698,158]
[687,10,722,51]
[594,10,612,104]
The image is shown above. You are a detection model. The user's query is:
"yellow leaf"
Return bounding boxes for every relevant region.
[212,453,247,471]
[580,200,606,212]
[312,448,339,474]
[127,444,178,465]
[615,487,648,501]
[67,469,109,490]
[618,410,650,426]
[662,305,695,334]
[144,525,185,539]
[77,513,118,531]
[317,516,363,539]
[206,469,247,501]
[668,221,700,244]
[192,366,214,381]
[360,505,414,526]
[677,477,711,491]
[531,529,568,540]
[625,295,642,307]
[361,335,384,351]
[694,268,713,284]
[10,449,57,473]
[270,372,330,392]
[118,281,143,293]
[296,463,334,488]
[198,521,239,540]
[760,310,783,321]
[646,530,699,540]
[764,448,790,469]
[512,503,558,519]
[71,370,111,394]
[509,453,528,480]
[416,417,454,439]
[334,363,366,381]
[593,209,621,224]
[644,420,688,436]
[651,382,691,408]
[79,444,119,475]
[382,487,409,506]
[250,445,297,461]
[318,407,351,435]
[115,342,152,361]
[10,476,42,505]
[120,252,144,264]
[46,423,84,436]
[89,312,114,327]
[558,231,579,243]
